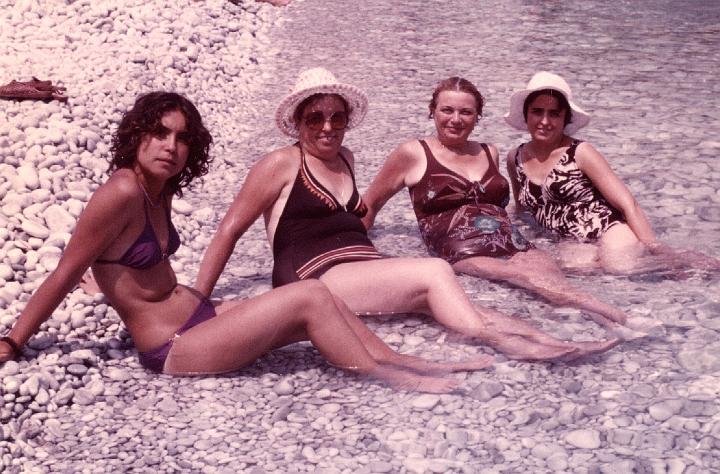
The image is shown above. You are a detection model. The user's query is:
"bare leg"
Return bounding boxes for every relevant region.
[452,249,628,325]
[598,224,700,275]
[328,295,495,374]
[320,258,606,361]
[165,280,459,393]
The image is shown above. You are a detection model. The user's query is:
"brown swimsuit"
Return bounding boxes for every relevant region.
[409,140,532,264]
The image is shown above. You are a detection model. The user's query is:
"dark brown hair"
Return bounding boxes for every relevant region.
[109,91,213,196]
[522,89,573,127]
[428,77,485,119]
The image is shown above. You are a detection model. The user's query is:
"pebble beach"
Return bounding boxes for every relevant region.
[2,0,720,473]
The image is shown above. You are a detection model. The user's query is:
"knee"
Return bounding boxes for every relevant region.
[425,257,456,279]
[414,258,459,290]
[288,279,336,310]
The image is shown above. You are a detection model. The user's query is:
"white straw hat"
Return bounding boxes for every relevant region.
[275,67,368,138]
[504,71,590,135]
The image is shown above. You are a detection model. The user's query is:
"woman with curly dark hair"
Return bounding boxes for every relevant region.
[0,91,471,392]
[109,91,212,197]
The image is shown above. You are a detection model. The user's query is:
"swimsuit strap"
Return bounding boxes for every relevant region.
[298,145,357,209]
[479,143,496,174]
[513,144,524,168]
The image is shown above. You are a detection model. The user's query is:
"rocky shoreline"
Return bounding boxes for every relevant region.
[2,0,720,473]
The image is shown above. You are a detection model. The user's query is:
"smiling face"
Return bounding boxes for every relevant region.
[134,109,190,185]
[433,90,479,146]
[525,93,567,145]
[297,94,348,159]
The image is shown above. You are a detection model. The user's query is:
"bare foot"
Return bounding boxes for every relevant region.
[608,324,648,341]
[79,270,102,296]
[492,335,577,361]
[563,338,622,362]
[369,365,461,393]
[387,354,495,375]
[592,303,628,325]
[608,316,664,341]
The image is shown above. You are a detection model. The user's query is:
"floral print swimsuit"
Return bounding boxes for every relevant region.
[409,140,532,264]
[512,140,624,241]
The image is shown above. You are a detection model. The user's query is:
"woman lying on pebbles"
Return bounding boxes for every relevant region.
[0,91,476,394]
[505,71,720,275]
[196,67,620,361]
[362,76,652,340]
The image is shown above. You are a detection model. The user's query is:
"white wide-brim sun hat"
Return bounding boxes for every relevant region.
[504,71,590,135]
[275,67,368,138]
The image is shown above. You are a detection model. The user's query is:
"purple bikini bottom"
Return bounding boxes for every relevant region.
[138,297,216,373]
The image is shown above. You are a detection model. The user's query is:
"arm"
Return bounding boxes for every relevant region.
[195,152,293,297]
[362,141,422,230]
[1,179,132,361]
[575,142,658,248]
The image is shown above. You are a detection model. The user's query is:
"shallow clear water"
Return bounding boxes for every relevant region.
[219,0,720,369]
[192,2,720,470]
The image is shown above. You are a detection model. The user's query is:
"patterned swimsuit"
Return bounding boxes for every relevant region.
[272,145,383,287]
[409,140,532,264]
[512,140,624,240]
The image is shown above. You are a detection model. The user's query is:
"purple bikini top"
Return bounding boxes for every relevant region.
[96,194,180,269]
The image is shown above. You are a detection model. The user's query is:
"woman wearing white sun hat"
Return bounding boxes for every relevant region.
[361,76,643,337]
[197,67,621,362]
[505,71,720,274]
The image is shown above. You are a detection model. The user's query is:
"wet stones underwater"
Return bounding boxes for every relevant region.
[1,0,720,472]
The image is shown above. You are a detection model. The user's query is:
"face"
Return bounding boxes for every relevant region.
[297,95,347,158]
[433,90,478,145]
[525,94,566,144]
[134,109,190,182]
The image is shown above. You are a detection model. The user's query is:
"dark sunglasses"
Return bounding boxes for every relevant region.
[302,111,349,131]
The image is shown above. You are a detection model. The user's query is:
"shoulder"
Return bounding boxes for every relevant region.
[477,141,499,158]
[250,145,301,180]
[384,139,425,177]
[95,169,142,205]
[572,140,615,175]
[574,140,600,156]
[573,140,605,164]
[506,145,521,166]
[76,169,140,227]
[390,139,425,163]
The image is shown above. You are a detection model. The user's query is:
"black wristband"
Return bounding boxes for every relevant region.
[1,336,21,359]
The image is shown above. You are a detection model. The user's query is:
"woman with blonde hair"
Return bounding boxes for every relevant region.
[362,76,647,338]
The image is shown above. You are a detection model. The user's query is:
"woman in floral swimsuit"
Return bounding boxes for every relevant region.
[363,76,644,336]
[504,71,720,274]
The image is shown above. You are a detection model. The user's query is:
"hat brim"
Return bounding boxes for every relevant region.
[275,83,368,138]
[504,86,590,135]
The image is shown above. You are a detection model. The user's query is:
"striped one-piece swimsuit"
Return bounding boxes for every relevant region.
[271,145,382,287]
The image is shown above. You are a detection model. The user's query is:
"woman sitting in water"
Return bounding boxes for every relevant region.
[196,67,619,361]
[0,91,483,393]
[504,71,720,274]
[362,76,641,337]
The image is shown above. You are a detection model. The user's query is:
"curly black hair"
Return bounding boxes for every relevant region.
[109,91,213,196]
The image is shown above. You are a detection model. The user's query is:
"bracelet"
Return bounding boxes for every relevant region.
[1,336,21,359]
